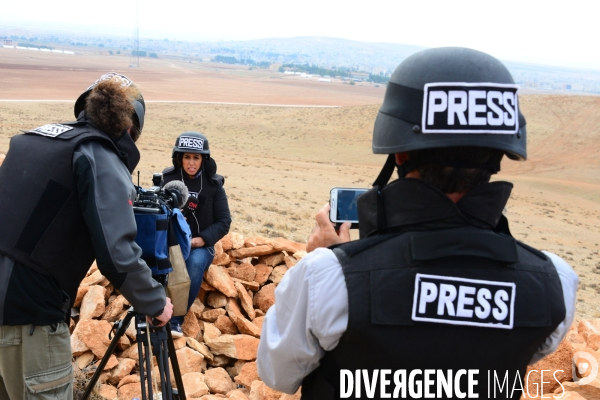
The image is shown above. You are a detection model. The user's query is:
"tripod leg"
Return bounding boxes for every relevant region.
[166,325,186,400]
[82,311,135,400]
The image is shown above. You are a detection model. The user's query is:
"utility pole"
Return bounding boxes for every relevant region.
[129,0,139,68]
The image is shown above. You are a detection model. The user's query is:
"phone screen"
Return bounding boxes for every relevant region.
[331,188,368,223]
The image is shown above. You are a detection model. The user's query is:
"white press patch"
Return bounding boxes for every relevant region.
[177,136,204,151]
[29,124,74,137]
[86,72,133,91]
[422,82,519,134]
[412,273,515,329]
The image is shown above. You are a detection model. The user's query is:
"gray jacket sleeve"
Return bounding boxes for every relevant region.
[73,140,166,317]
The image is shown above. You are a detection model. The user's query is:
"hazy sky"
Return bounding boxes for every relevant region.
[2,0,599,70]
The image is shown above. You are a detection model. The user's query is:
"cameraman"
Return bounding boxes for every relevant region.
[257,48,579,399]
[0,73,173,400]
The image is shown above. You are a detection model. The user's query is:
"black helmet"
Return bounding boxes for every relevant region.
[172,131,210,163]
[373,47,526,161]
[74,72,145,132]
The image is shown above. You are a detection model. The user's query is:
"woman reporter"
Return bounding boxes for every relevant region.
[162,131,232,336]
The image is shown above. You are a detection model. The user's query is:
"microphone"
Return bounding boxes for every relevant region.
[182,196,199,217]
[163,180,189,208]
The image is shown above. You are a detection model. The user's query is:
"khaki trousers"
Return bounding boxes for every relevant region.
[0,322,73,399]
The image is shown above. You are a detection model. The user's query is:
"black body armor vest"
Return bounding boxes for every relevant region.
[0,120,118,299]
[302,180,566,400]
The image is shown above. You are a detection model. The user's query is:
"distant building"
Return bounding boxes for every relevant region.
[3,38,12,46]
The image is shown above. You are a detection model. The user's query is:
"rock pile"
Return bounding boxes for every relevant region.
[71,232,305,400]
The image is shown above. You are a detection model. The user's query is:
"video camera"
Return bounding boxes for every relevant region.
[134,173,185,214]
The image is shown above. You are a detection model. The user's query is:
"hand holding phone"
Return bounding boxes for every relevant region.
[329,187,368,229]
[306,203,352,252]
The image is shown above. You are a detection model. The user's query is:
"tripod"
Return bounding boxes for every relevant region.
[82,309,186,400]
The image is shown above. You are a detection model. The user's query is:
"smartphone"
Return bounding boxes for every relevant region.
[329,187,369,228]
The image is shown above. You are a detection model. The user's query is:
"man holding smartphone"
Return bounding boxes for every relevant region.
[257,48,578,399]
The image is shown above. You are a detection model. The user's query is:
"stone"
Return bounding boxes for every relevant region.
[254,265,273,285]
[268,266,288,284]
[253,316,265,331]
[234,362,259,388]
[203,322,222,343]
[183,310,202,338]
[117,382,142,400]
[190,298,206,318]
[108,358,136,385]
[292,251,307,260]
[201,280,217,292]
[249,380,283,400]
[79,285,106,320]
[101,294,127,323]
[73,286,90,308]
[527,339,575,395]
[254,310,265,318]
[209,354,232,368]
[226,232,245,250]
[258,252,285,267]
[244,237,273,247]
[183,372,210,398]
[207,292,229,309]
[227,360,247,379]
[204,367,235,394]
[202,308,227,322]
[254,284,276,314]
[80,269,107,287]
[229,245,276,259]
[117,373,140,388]
[214,240,224,256]
[119,342,142,362]
[176,346,207,375]
[186,337,215,362]
[283,255,298,268]
[231,263,257,282]
[280,388,302,400]
[75,351,95,369]
[205,265,238,297]
[235,282,256,320]
[561,379,600,399]
[94,354,118,371]
[231,278,260,292]
[214,315,239,335]
[213,253,231,266]
[173,337,187,350]
[228,389,250,400]
[71,323,90,356]
[206,334,259,361]
[272,238,306,255]
[578,320,600,350]
[76,319,112,358]
[97,384,118,400]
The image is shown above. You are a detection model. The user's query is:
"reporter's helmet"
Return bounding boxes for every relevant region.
[172,131,210,166]
[74,72,145,132]
[373,47,526,160]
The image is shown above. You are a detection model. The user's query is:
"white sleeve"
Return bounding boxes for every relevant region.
[529,252,580,365]
[257,248,349,394]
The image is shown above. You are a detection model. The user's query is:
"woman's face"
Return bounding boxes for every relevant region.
[182,152,203,177]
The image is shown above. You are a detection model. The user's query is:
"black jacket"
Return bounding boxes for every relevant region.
[162,157,231,247]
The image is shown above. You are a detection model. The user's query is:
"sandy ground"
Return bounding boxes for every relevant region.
[0,48,598,321]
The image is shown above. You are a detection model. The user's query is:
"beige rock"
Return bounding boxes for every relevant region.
[253,316,265,331]
[229,245,276,259]
[73,286,90,308]
[231,263,257,282]
[579,320,600,350]
[232,278,260,292]
[117,382,142,400]
[527,339,575,395]
[283,255,298,268]
[272,238,306,255]
[173,336,188,350]
[227,360,247,379]
[97,384,118,400]
[228,389,250,400]
[254,265,273,285]
[80,269,107,287]
[117,373,140,388]
[120,342,141,362]
[186,337,215,362]
[79,285,106,320]
[182,372,209,398]
[268,266,288,285]
[190,298,207,319]
[71,323,91,356]
[108,358,136,385]
[235,282,256,320]
[205,265,238,297]
[117,331,131,351]
[201,280,217,292]
[206,334,259,361]
[254,310,265,318]
[202,308,227,322]
[198,394,229,400]
[561,379,600,399]
[213,253,231,266]
[204,367,235,394]
[234,362,259,388]
[77,319,112,358]
[249,380,283,400]
[208,292,229,309]
[75,351,95,369]
[214,315,239,335]
[209,354,232,367]
[292,251,307,260]
[214,240,224,256]
[94,354,118,371]
[554,390,588,400]
[228,232,245,250]
[280,388,302,400]
[177,346,207,375]
[183,311,202,339]
[203,322,222,343]
[244,237,273,247]
[258,252,285,267]
[101,294,127,322]
[254,284,276,314]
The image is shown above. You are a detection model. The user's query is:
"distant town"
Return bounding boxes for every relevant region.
[2,27,600,94]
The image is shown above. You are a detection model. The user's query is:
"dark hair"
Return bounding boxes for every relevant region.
[407,147,504,194]
[85,79,136,138]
